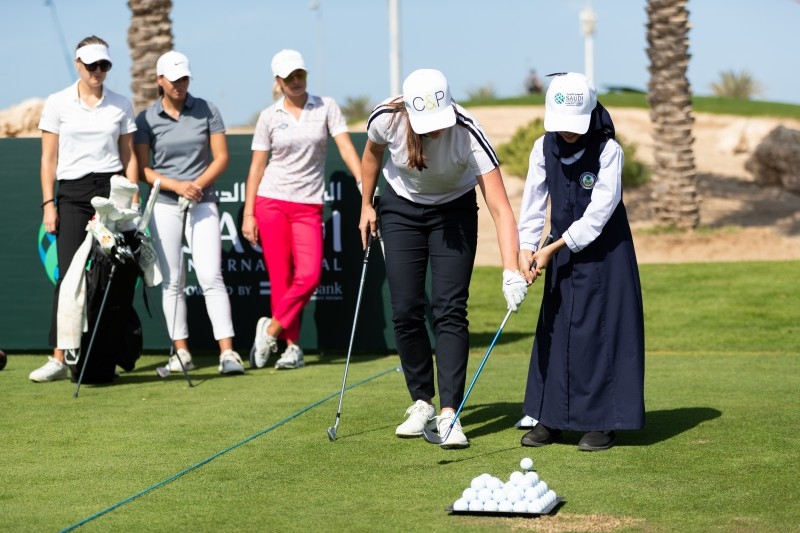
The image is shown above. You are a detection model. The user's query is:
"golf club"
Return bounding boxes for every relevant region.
[421,233,554,443]
[155,204,194,387]
[73,260,119,398]
[327,231,374,442]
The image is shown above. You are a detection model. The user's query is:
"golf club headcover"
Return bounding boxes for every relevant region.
[502,269,528,312]
[109,175,138,210]
[86,214,117,255]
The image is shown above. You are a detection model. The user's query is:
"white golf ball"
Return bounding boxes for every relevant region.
[505,486,522,503]
[524,471,539,485]
[513,500,529,513]
[478,488,493,502]
[492,488,507,503]
[517,475,533,489]
[498,500,514,512]
[468,499,484,511]
[508,471,524,485]
[462,487,477,502]
[483,499,499,512]
[520,457,534,471]
[485,476,503,490]
[470,476,486,490]
[524,486,539,502]
[453,498,469,511]
[528,499,544,513]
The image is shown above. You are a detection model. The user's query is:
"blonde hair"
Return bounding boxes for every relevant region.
[272,81,283,102]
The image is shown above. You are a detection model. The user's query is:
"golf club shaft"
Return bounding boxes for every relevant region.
[330,232,373,437]
[74,264,117,398]
[441,308,513,440]
[167,208,193,387]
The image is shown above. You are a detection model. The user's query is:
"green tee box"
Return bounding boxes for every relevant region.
[0,133,396,353]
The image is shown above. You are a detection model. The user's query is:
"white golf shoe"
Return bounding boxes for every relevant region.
[29,356,69,382]
[437,411,469,449]
[250,317,278,368]
[166,348,195,372]
[395,400,436,437]
[274,344,305,369]
[218,350,245,375]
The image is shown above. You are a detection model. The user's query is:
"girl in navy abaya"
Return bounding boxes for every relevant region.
[517,73,645,451]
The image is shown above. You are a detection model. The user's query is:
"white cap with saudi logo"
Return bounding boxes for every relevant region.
[544,72,597,134]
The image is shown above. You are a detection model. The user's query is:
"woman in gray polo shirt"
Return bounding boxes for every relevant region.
[134,51,244,375]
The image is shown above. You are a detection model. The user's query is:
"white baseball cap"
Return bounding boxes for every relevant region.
[157,51,192,81]
[402,69,456,134]
[271,49,306,79]
[544,72,597,134]
[75,44,111,64]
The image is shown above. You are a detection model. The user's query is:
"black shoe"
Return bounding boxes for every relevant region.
[578,431,616,451]
[521,424,562,447]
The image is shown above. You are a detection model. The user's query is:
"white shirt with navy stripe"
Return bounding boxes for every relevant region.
[367,100,499,205]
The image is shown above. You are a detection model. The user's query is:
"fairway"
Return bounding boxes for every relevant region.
[1,262,799,532]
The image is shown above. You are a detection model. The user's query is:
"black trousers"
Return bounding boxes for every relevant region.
[48,172,116,347]
[379,185,478,409]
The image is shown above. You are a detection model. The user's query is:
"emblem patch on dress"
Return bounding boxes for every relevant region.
[579,172,597,189]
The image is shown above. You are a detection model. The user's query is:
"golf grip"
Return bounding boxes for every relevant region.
[531,233,554,271]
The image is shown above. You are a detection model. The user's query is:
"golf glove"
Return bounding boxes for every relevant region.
[502,269,528,312]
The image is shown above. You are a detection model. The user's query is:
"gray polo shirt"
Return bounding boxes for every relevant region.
[134,94,225,203]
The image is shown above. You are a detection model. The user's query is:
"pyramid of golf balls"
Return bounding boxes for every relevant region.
[451,458,559,514]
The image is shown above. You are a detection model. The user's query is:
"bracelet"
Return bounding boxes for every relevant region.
[41,199,55,208]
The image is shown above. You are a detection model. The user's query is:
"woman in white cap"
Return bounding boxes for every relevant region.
[517,72,645,451]
[243,49,362,371]
[31,35,139,382]
[134,51,245,375]
[359,68,527,449]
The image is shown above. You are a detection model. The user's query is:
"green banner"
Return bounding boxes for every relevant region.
[0,134,396,354]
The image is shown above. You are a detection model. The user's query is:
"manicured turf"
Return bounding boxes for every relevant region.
[2,262,798,532]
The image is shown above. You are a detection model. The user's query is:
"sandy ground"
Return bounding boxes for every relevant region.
[352,106,800,266]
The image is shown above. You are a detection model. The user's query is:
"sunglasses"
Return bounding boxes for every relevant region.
[82,60,112,73]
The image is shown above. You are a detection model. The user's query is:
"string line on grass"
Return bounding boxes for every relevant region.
[59,365,401,532]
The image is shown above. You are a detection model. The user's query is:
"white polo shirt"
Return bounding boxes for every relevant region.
[39,81,137,181]
[366,100,498,205]
[252,94,348,205]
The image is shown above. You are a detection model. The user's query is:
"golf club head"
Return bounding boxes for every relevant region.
[156,366,170,378]
[327,427,337,441]
[421,427,446,445]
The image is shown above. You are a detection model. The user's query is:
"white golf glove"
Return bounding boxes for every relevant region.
[178,196,196,213]
[502,269,528,312]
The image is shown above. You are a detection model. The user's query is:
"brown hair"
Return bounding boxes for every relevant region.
[385,97,427,171]
[76,35,109,50]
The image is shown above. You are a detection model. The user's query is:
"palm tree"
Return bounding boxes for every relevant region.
[127,0,174,113]
[645,0,699,229]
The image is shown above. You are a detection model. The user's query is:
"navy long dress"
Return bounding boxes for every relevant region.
[522,116,645,432]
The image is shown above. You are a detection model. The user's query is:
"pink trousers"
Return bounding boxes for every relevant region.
[254,197,323,342]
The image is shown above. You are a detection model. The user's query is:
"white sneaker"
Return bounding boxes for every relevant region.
[166,348,195,372]
[274,344,305,369]
[29,356,69,382]
[437,411,469,449]
[218,350,245,375]
[250,317,278,368]
[395,400,436,437]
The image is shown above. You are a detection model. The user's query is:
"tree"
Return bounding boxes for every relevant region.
[710,70,765,100]
[645,0,699,229]
[127,0,174,113]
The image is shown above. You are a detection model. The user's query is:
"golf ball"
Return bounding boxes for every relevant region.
[508,471,524,485]
[468,499,484,511]
[505,486,522,503]
[492,488,507,503]
[470,476,486,490]
[453,498,469,511]
[513,500,529,513]
[478,488,493,502]
[485,476,503,490]
[520,457,534,471]
[462,488,477,502]
[483,500,499,512]
[498,500,514,512]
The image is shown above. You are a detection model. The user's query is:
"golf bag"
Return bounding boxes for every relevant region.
[70,231,143,384]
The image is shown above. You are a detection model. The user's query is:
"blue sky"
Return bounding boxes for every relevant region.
[2,1,799,126]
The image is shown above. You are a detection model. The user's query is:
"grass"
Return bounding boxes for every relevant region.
[2,262,799,532]
[465,93,800,120]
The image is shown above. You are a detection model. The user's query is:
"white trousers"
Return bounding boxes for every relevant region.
[150,201,234,342]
